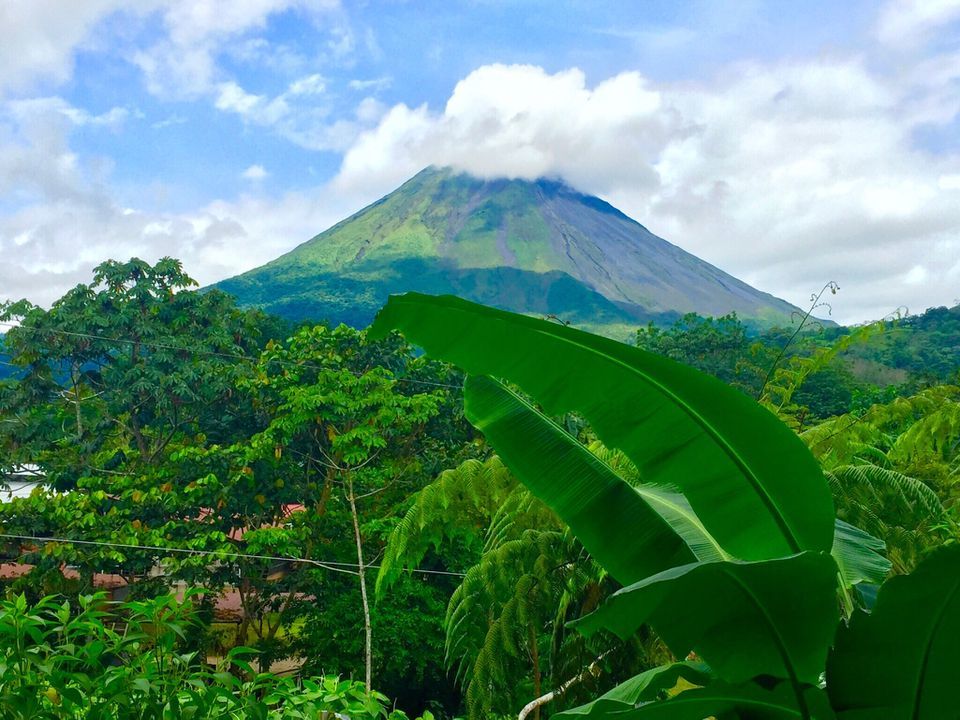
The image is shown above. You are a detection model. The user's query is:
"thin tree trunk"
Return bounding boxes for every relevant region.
[529,623,542,720]
[236,577,251,648]
[71,364,83,439]
[128,341,148,457]
[347,473,373,692]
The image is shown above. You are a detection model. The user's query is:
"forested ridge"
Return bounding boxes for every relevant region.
[1,258,958,719]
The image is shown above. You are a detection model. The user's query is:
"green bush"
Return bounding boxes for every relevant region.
[0,591,425,720]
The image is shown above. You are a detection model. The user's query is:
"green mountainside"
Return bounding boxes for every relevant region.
[840,304,960,382]
[217,166,803,336]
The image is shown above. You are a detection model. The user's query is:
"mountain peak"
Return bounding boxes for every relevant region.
[217,168,800,337]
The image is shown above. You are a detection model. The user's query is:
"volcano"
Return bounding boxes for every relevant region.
[216,167,800,337]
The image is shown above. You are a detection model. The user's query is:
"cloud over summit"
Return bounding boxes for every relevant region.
[334,54,960,322]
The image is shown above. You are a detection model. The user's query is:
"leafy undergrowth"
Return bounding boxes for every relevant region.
[0,591,432,720]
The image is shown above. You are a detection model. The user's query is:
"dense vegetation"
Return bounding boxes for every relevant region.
[0,259,475,714]
[1,258,957,718]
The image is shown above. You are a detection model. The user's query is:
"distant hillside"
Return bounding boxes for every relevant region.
[839,304,960,382]
[217,166,804,336]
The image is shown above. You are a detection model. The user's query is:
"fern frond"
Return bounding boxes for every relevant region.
[889,400,960,474]
[826,463,948,572]
[447,530,573,718]
[376,455,517,595]
[483,484,559,553]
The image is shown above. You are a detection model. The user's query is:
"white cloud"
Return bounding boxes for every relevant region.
[241,164,268,180]
[333,60,960,323]
[133,0,342,99]
[0,0,371,156]
[0,0,343,101]
[288,73,326,96]
[335,65,674,196]
[8,97,131,130]
[151,114,187,129]
[877,0,960,48]
[0,1,144,97]
[214,81,290,125]
[939,174,960,190]
[212,76,383,152]
[348,77,391,92]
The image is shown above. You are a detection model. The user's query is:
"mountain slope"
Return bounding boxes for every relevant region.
[217,167,802,334]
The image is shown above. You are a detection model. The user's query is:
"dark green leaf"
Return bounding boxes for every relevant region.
[827,545,960,719]
[573,552,839,686]
[464,375,724,584]
[608,682,834,720]
[553,662,713,718]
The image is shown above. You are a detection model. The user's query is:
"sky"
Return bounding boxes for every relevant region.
[1,0,959,324]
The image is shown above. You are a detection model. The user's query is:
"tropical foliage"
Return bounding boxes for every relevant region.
[1,258,958,719]
[371,292,960,719]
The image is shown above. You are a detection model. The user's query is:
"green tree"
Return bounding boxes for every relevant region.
[0,261,477,714]
[0,258,280,599]
[635,312,749,388]
[0,258,269,487]
[243,324,443,691]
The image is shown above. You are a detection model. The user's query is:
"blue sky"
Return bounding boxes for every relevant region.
[1,0,959,322]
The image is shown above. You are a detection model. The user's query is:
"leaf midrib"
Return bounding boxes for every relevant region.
[726,565,811,719]
[637,486,731,562]
[486,310,804,553]
[483,379,730,561]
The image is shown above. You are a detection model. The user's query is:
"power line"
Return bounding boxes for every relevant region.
[0,533,465,579]
[0,320,461,391]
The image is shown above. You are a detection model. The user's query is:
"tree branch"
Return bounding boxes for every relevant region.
[517,651,611,720]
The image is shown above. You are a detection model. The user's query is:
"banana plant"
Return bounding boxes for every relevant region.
[372,293,960,720]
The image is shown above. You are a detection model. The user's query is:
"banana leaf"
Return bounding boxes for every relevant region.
[831,518,890,589]
[598,682,834,720]
[370,293,834,561]
[553,662,713,718]
[826,545,960,719]
[464,375,727,584]
[572,552,839,686]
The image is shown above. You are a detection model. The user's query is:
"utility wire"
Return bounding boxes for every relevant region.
[0,533,465,579]
[0,321,461,391]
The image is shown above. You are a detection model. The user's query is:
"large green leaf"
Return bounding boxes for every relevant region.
[553,662,713,718]
[603,682,834,720]
[831,519,890,590]
[463,375,727,583]
[573,552,839,687]
[826,545,960,719]
[370,293,834,561]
